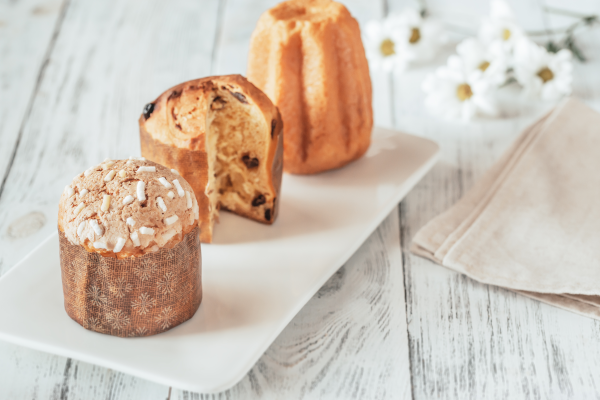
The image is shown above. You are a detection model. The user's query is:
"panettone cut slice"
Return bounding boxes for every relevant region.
[139,75,283,243]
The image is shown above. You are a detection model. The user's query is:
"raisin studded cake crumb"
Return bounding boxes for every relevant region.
[143,103,155,120]
[252,194,266,207]
[242,154,259,169]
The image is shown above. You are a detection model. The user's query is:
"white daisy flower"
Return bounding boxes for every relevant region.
[456,38,508,87]
[364,9,444,71]
[513,38,573,101]
[479,0,524,54]
[388,9,445,65]
[364,17,408,71]
[423,55,497,121]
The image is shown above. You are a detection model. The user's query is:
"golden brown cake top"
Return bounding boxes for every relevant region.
[58,158,199,258]
[262,0,349,23]
[140,74,280,151]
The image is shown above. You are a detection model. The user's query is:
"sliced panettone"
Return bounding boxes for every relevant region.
[139,75,283,243]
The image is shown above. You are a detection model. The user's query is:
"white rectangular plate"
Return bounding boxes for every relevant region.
[0,127,438,393]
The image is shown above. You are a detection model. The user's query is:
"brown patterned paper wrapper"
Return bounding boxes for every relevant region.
[58,227,202,337]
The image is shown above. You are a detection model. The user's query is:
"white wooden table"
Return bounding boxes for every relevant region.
[1,0,600,398]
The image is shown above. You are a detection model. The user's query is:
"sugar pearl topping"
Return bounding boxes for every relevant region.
[104,170,116,182]
[137,181,146,201]
[89,219,104,236]
[101,195,111,212]
[173,179,185,197]
[60,159,196,255]
[157,197,167,212]
[158,177,172,189]
[165,215,179,225]
[185,191,192,209]
[74,202,85,215]
[139,227,155,235]
[130,231,141,247]
[77,221,86,238]
[113,237,126,253]
[102,161,115,170]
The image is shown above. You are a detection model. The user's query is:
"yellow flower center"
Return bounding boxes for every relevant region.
[380,38,395,56]
[537,67,554,83]
[409,27,421,44]
[502,28,511,41]
[457,83,473,101]
[478,61,490,72]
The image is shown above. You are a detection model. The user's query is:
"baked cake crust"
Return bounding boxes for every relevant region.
[247,0,373,174]
[139,74,283,243]
[58,159,199,258]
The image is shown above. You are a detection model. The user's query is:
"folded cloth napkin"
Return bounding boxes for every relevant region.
[411,98,600,319]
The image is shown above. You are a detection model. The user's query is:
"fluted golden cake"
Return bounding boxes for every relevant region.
[247,0,373,174]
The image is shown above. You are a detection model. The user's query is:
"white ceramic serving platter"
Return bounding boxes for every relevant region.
[0,127,438,393]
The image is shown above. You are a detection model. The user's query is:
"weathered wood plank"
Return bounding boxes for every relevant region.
[167,1,409,398]
[0,0,67,194]
[173,209,411,400]
[391,9,600,398]
[0,0,219,397]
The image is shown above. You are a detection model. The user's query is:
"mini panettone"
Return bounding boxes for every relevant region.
[139,74,284,243]
[58,158,202,337]
[247,0,373,174]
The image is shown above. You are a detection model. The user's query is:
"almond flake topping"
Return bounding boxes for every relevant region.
[93,241,108,249]
[123,195,134,205]
[74,202,85,215]
[113,237,126,253]
[130,231,141,247]
[139,227,155,235]
[77,221,86,238]
[157,197,167,212]
[104,170,116,182]
[158,177,172,189]
[137,181,146,201]
[89,219,104,236]
[185,191,192,209]
[101,195,111,212]
[165,215,179,226]
[137,166,155,173]
[172,179,185,197]
[102,160,115,170]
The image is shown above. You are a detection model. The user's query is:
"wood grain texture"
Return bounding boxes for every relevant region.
[4,0,600,398]
[388,1,600,396]
[0,0,218,397]
[0,0,67,192]
[0,0,410,398]
[172,209,411,400]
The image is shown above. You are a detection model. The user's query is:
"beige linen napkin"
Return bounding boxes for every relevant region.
[411,98,600,319]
